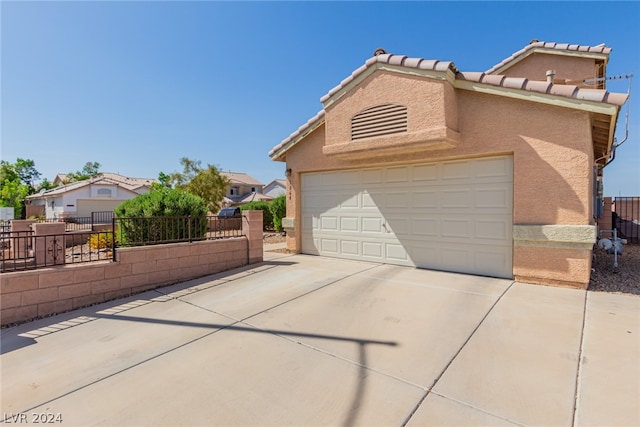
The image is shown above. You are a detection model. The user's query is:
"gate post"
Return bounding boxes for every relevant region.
[31,222,66,267]
[242,210,263,264]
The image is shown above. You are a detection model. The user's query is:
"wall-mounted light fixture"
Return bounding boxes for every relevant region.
[285,168,292,177]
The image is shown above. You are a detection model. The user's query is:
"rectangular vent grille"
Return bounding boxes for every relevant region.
[351,104,408,141]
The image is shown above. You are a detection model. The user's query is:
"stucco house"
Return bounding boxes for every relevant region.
[263,179,286,198]
[269,41,628,288]
[221,172,266,206]
[26,173,154,220]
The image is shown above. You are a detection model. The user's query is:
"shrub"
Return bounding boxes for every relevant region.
[89,232,116,250]
[115,188,208,245]
[269,195,286,232]
[240,201,273,230]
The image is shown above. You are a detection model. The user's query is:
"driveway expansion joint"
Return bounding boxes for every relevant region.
[401,280,516,427]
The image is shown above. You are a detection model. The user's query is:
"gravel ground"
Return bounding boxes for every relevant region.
[589,243,640,296]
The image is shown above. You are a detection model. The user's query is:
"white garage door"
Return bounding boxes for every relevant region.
[301,156,513,278]
[76,199,126,218]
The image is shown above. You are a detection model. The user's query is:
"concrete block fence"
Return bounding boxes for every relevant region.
[0,211,263,326]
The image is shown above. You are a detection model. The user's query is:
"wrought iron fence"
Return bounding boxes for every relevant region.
[0,230,115,272]
[114,215,243,246]
[1,214,244,272]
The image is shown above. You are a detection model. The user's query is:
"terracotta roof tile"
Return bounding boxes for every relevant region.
[502,77,528,90]
[482,74,506,86]
[486,40,611,74]
[403,57,422,68]
[268,110,325,158]
[549,84,579,98]
[388,55,407,66]
[576,89,607,103]
[524,80,552,93]
[604,92,629,106]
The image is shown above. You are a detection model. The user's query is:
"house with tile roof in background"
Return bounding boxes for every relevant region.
[221,171,273,206]
[263,179,286,198]
[269,40,629,289]
[26,173,154,220]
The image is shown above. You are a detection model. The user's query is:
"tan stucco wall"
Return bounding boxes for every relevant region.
[499,53,599,86]
[325,71,453,147]
[281,71,597,287]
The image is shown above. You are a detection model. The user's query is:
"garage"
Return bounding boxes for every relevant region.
[76,199,126,219]
[301,156,513,278]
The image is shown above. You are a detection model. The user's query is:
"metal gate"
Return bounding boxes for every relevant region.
[614,197,640,244]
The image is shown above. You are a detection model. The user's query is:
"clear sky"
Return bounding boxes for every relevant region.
[2,1,639,196]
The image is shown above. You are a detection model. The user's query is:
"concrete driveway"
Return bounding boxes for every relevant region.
[1,250,638,426]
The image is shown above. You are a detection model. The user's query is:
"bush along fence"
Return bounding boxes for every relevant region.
[1,215,245,273]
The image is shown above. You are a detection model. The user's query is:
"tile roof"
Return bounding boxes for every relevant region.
[270,42,627,160]
[268,110,325,158]
[485,41,611,75]
[27,173,154,199]
[320,54,457,104]
[456,72,628,106]
[221,172,263,186]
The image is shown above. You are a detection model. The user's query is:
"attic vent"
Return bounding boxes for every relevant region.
[351,104,408,141]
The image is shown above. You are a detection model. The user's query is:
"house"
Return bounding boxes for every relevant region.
[221,172,266,206]
[269,41,628,288]
[263,179,286,198]
[26,173,154,219]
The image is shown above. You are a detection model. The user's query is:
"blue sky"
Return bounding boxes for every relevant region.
[2,1,639,196]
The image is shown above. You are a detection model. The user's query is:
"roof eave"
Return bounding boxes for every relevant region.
[455,79,623,116]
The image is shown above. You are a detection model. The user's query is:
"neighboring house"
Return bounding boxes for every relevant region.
[52,174,69,186]
[263,179,286,198]
[269,41,628,289]
[26,173,154,219]
[221,172,267,206]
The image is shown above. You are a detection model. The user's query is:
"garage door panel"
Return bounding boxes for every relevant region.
[476,188,510,208]
[441,161,473,180]
[411,191,439,208]
[362,217,383,233]
[442,190,472,208]
[475,156,513,178]
[302,156,513,278]
[411,218,439,236]
[475,219,509,240]
[362,241,384,259]
[341,240,360,255]
[412,164,438,182]
[320,216,338,231]
[321,239,339,253]
[386,243,408,261]
[384,217,409,235]
[442,219,471,238]
[384,192,411,208]
[340,217,360,232]
[386,167,409,182]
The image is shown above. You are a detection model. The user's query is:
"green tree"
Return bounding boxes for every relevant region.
[0,179,29,218]
[0,158,42,218]
[269,194,286,232]
[240,201,273,230]
[168,157,230,213]
[67,161,101,182]
[14,158,41,193]
[114,187,208,245]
